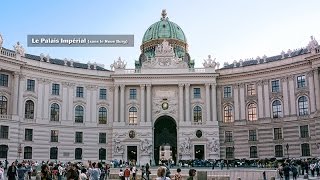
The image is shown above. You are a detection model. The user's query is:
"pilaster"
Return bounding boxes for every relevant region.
[185,83,190,122]
[140,84,145,124]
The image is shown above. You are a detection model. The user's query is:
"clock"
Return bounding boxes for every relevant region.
[162,102,169,110]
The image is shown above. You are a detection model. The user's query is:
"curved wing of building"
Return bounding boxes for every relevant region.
[0,10,320,164]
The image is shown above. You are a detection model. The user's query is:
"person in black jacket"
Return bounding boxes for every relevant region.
[7,162,17,180]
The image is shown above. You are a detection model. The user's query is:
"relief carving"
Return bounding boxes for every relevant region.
[179,137,191,155]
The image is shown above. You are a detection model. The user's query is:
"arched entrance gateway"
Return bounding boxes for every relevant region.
[154,115,177,165]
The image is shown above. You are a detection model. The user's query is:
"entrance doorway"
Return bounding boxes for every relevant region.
[154,115,177,165]
[194,145,205,160]
[127,146,137,163]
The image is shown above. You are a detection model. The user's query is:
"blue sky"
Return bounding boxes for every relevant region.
[1,0,320,69]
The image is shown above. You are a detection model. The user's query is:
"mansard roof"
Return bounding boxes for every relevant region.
[220,48,310,69]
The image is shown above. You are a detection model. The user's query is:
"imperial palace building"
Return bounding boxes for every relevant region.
[0,10,320,165]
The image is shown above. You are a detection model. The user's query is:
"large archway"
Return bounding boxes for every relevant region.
[154,115,177,165]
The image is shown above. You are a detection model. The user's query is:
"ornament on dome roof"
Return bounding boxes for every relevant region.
[287,49,292,57]
[281,50,285,59]
[161,9,168,20]
[307,36,319,54]
[203,55,218,69]
[110,57,127,70]
[14,41,25,56]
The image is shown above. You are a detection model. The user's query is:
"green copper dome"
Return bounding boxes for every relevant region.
[142,11,187,43]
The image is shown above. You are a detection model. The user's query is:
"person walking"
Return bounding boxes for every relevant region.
[7,162,17,180]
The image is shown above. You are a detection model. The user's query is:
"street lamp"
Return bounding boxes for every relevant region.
[286,144,289,159]
[5,146,8,170]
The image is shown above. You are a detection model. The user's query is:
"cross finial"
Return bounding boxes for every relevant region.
[161,9,167,20]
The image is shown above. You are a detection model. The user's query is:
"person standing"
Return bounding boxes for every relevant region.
[124,167,130,180]
[173,168,182,180]
[283,163,291,180]
[155,166,170,180]
[7,162,17,180]
[0,165,4,180]
[145,163,150,180]
[187,169,196,180]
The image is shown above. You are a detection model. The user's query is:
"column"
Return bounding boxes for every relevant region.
[263,80,270,118]
[178,84,184,123]
[146,84,151,123]
[257,81,264,118]
[12,72,20,115]
[91,86,97,123]
[62,82,68,121]
[120,85,125,123]
[288,76,296,115]
[114,85,119,122]
[185,83,190,122]
[86,86,92,123]
[18,74,25,117]
[67,84,74,121]
[281,77,290,116]
[211,83,217,122]
[36,79,44,119]
[308,71,316,113]
[314,69,320,111]
[205,84,211,122]
[233,84,240,120]
[140,84,145,123]
[239,83,245,120]
[43,80,50,120]
[217,86,222,121]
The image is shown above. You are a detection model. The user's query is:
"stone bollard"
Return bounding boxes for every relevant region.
[270,177,275,180]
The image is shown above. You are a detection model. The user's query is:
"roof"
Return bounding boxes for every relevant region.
[2,48,108,71]
[220,48,310,69]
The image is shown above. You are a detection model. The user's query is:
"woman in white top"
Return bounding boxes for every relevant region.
[80,168,88,180]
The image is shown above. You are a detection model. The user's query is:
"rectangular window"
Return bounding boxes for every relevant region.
[75,132,83,143]
[226,147,234,159]
[27,79,35,92]
[193,88,201,98]
[247,84,256,95]
[301,143,310,156]
[25,129,33,141]
[129,89,137,99]
[0,125,9,139]
[297,75,306,88]
[99,132,106,144]
[99,88,107,100]
[249,130,257,141]
[0,74,9,87]
[223,86,232,98]
[271,80,280,92]
[50,130,59,142]
[275,145,283,157]
[274,128,282,140]
[300,125,309,138]
[52,83,60,95]
[225,131,233,142]
[250,146,258,158]
[76,87,84,98]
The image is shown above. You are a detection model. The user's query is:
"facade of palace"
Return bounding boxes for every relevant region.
[0,11,320,164]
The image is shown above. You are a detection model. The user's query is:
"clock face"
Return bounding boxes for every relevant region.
[162,102,169,110]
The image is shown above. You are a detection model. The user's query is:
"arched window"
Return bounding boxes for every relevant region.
[99,148,106,160]
[25,100,34,119]
[128,107,138,124]
[223,105,233,122]
[298,96,309,116]
[50,103,60,121]
[0,145,8,158]
[248,103,257,121]
[50,147,58,160]
[99,107,107,124]
[24,146,32,159]
[0,96,7,115]
[75,148,82,160]
[75,105,84,123]
[193,106,202,123]
[272,100,282,118]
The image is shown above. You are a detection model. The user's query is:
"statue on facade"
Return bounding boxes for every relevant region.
[14,42,25,56]
[179,137,191,154]
[203,55,218,69]
[110,57,127,70]
[307,36,319,53]
[140,139,152,154]
[0,33,3,49]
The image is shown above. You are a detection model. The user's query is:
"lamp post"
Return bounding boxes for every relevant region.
[286,143,289,159]
[5,146,8,170]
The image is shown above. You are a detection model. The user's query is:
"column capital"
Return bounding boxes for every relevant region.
[239,83,245,88]
[185,83,190,87]
[109,86,115,92]
[280,77,288,82]
[256,80,263,86]
[307,70,314,78]
[120,84,125,89]
[262,80,269,85]
[178,83,184,87]
[140,84,145,88]
[205,83,210,87]
[288,75,295,81]
[146,84,152,88]
[233,84,239,89]
[210,83,217,87]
